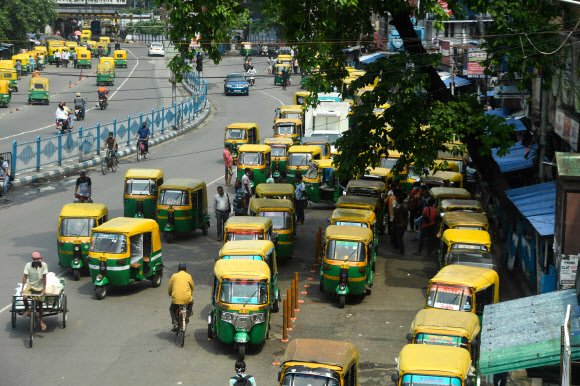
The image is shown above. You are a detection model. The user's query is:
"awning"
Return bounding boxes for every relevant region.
[505,181,556,236]
[506,117,528,132]
[480,289,580,376]
[359,53,385,64]
[491,142,537,173]
[485,109,528,132]
[441,75,470,88]
[342,46,361,53]
[485,108,510,118]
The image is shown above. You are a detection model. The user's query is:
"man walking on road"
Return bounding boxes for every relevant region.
[72,50,78,69]
[416,197,438,256]
[223,145,233,187]
[295,174,308,224]
[63,50,69,68]
[241,168,252,215]
[393,195,408,254]
[233,180,245,216]
[55,50,61,68]
[214,186,231,241]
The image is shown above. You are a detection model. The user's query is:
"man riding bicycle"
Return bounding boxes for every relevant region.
[136,122,150,154]
[74,170,91,202]
[73,92,86,117]
[103,132,118,161]
[97,86,109,107]
[168,263,194,332]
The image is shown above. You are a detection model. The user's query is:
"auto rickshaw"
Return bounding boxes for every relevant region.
[88,40,98,55]
[58,203,108,281]
[114,50,127,68]
[336,195,385,235]
[0,80,11,107]
[273,118,304,144]
[77,50,92,69]
[439,142,469,176]
[12,54,29,75]
[278,339,359,386]
[304,159,342,204]
[301,136,331,159]
[274,105,304,124]
[250,198,295,259]
[439,229,494,271]
[80,34,90,44]
[240,42,252,56]
[81,29,91,39]
[320,225,374,308]
[391,345,473,386]
[440,199,483,215]
[33,46,48,65]
[208,259,279,359]
[294,90,310,105]
[99,36,111,49]
[331,208,378,253]
[65,41,78,52]
[156,178,210,242]
[47,47,62,65]
[28,77,49,105]
[124,169,165,219]
[255,183,295,206]
[287,145,322,183]
[74,46,85,56]
[236,144,272,186]
[426,265,499,322]
[277,54,293,67]
[89,217,163,300]
[224,123,260,164]
[96,63,114,86]
[439,212,489,235]
[408,308,481,359]
[362,167,392,186]
[430,187,471,210]
[223,216,276,244]
[380,150,406,177]
[0,68,18,92]
[274,63,291,86]
[99,56,115,70]
[346,179,386,226]
[421,170,464,189]
[264,137,293,179]
[96,41,109,56]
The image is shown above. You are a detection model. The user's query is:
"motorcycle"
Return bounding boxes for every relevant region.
[74,193,93,203]
[246,72,255,86]
[261,46,268,56]
[98,96,107,110]
[56,118,72,134]
[75,106,85,120]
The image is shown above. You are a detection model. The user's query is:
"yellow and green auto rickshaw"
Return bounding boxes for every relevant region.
[391,344,474,386]
[287,145,322,183]
[28,77,49,105]
[223,216,276,244]
[277,54,293,66]
[439,212,489,236]
[74,45,85,56]
[320,225,375,308]
[440,199,483,216]
[124,169,165,219]
[65,41,78,52]
[236,144,272,187]
[439,229,495,272]
[303,159,342,204]
[273,118,304,144]
[255,183,295,206]
[156,178,210,242]
[274,63,291,86]
[336,195,384,235]
[96,63,114,86]
[293,90,310,105]
[426,265,499,322]
[12,54,29,75]
[301,136,331,159]
[99,36,111,49]
[279,339,359,386]
[331,208,378,253]
[408,308,481,360]
[77,50,92,69]
[88,40,98,55]
[208,259,279,360]
[264,137,293,180]
[240,42,252,56]
[430,187,471,210]
[250,198,295,259]
[274,105,304,125]
[362,167,392,186]
[89,217,164,300]
[346,179,386,231]
[225,123,260,164]
[114,50,127,68]
[58,203,108,281]
[99,56,115,70]
[421,170,464,190]
[380,150,406,175]
[32,46,48,65]
[96,41,109,56]
[0,80,11,107]
[0,67,18,92]
[47,47,62,65]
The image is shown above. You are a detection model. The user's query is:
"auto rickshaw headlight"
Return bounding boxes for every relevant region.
[339,283,347,291]
[220,310,235,323]
[250,312,265,324]
[96,274,102,282]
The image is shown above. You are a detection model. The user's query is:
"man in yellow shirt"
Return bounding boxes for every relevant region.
[168,263,194,332]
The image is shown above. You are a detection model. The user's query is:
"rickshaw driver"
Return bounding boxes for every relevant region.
[74,92,86,117]
[168,263,194,332]
[20,252,48,331]
[75,170,92,201]
[103,132,118,161]
[97,85,109,107]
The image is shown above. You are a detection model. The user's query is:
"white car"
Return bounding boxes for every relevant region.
[148,43,165,57]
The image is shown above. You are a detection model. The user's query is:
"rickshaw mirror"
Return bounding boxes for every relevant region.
[471,337,478,347]
[391,373,399,383]
[465,379,474,386]
[405,333,412,342]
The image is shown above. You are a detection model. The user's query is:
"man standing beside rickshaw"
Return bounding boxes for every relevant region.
[214,186,231,241]
[168,263,194,332]
[295,174,307,225]
[223,144,233,187]
[242,167,252,215]
[21,252,48,331]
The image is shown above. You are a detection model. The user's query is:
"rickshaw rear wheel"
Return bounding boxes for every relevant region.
[272,291,280,313]
[62,294,68,328]
[28,307,35,348]
[338,295,346,309]
[165,231,174,243]
[237,343,246,360]
[202,223,208,235]
[95,285,108,300]
[207,322,213,340]
[11,308,16,329]
[73,269,81,281]
[151,270,163,288]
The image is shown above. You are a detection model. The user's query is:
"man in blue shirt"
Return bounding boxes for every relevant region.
[294,174,307,224]
[136,122,150,154]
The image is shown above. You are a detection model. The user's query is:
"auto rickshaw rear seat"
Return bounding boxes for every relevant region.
[130,262,142,269]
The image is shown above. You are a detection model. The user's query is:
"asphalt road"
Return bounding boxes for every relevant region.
[0,53,504,385]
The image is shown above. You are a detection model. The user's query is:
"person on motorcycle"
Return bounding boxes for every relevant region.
[74,170,91,202]
[136,122,150,154]
[55,103,69,131]
[103,132,118,161]
[168,263,194,332]
[73,92,86,118]
[247,66,256,86]
[61,101,73,128]
[98,86,109,107]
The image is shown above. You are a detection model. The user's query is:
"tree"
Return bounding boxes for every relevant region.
[0,0,57,46]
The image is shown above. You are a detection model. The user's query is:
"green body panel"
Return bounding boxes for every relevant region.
[304,182,339,204]
[272,159,287,176]
[96,74,114,85]
[91,48,99,56]
[157,208,209,234]
[276,232,294,259]
[237,167,268,186]
[114,59,127,67]
[274,74,290,85]
[48,55,54,64]
[29,90,48,101]
[57,242,90,269]
[89,250,163,287]
[8,80,17,90]
[240,48,252,56]
[320,264,370,296]
[78,59,91,68]
[21,65,29,75]
[0,93,10,106]
[124,197,157,219]
[213,308,269,345]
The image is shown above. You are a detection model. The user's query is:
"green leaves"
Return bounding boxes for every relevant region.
[0,0,56,46]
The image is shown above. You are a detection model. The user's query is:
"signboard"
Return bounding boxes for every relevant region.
[438,0,453,15]
[493,85,531,99]
[440,40,450,66]
[555,107,580,151]
[559,256,578,289]
[466,50,486,78]
[56,0,127,4]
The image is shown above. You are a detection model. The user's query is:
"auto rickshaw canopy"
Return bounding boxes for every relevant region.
[100,37,111,43]
[92,217,158,236]
[0,79,10,93]
[12,54,29,66]
[330,208,376,226]
[441,199,483,213]
[442,229,491,250]
[114,50,127,58]
[214,259,270,282]
[59,203,108,219]
[336,195,379,211]
[29,77,49,91]
[97,63,112,74]
[275,118,302,128]
[410,309,481,341]
[219,240,276,258]
[225,123,259,138]
[100,57,115,66]
[224,216,273,232]
[347,179,386,194]
[125,168,164,181]
[313,158,335,169]
[368,167,392,178]
[429,265,499,294]
[78,50,91,59]
[288,145,321,156]
[281,338,358,371]
[423,170,462,183]
[255,183,295,198]
[238,144,271,154]
[87,40,97,48]
[264,137,294,147]
[397,344,472,379]
[250,198,294,213]
[430,187,470,200]
[275,63,291,74]
[442,212,489,230]
[324,225,373,244]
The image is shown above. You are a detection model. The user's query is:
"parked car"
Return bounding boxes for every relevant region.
[148,42,165,57]
[224,73,249,96]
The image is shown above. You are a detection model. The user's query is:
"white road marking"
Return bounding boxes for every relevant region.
[258,90,284,105]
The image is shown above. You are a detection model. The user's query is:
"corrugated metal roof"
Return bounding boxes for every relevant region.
[505,182,555,236]
[480,289,580,376]
[492,142,536,173]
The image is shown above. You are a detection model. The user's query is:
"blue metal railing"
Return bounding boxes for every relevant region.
[11,71,207,175]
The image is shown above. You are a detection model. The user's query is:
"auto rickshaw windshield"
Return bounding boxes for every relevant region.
[219,280,268,304]
[226,232,264,241]
[225,129,247,140]
[334,220,368,228]
[426,284,473,312]
[414,333,469,350]
[408,166,423,180]
[326,240,365,262]
[60,218,96,237]
[288,153,312,167]
[304,163,318,179]
[284,112,302,120]
[158,189,189,205]
[447,250,493,266]
[348,187,380,199]
[275,124,296,136]
[450,243,488,252]
[271,145,287,157]
[282,373,340,386]
[239,152,263,165]
[402,374,462,386]
[257,211,292,230]
[90,233,127,254]
[125,179,155,195]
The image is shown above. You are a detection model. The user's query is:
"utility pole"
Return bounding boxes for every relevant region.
[538,79,548,181]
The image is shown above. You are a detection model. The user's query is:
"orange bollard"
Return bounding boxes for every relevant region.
[287,289,294,328]
[281,299,288,342]
[290,281,296,320]
[79,70,83,81]
[294,273,300,311]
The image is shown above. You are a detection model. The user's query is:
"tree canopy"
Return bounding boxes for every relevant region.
[0,0,57,45]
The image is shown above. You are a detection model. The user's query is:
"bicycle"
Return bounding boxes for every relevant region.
[101,149,118,175]
[137,139,147,162]
[0,178,14,201]
[175,304,188,347]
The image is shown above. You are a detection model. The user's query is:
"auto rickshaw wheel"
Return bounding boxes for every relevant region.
[28,307,35,348]
[61,294,67,328]
[272,291,280,313]
[95,285,108,300]
[165,231,174,243]
[237,343,246,360]
[11,308,16,329]
[28,99,31,105]
[338,295,346,309]
[73,269,81,281]
[207,322,213,340]
[151,270,163,288]
[202,222,209,235]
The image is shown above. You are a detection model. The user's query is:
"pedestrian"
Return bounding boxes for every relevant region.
[214,186,231,241]
[465,162,478,197]
[20,252,48,331]
[229,360,256,386]
[65,49,70,68]
[295,174,308,224]
[293,58,299,74]
[416,197,438,256]
[37,54,44,70]
[0,154,9,201]
[71,50,78,69]
[282,67,289,90]
[407,182,421,231]
[413,188,430,241]
[265,170,274,183]
[241,168,252,215]
[393,194,409,254]
[223,144,233,187]
[98,46,103,59]
[385,185,397,241]
[486,102,492,111]
[15,59,22,79]
[232,180,245,216]
[28,55,35,73]
[54,50,61,68]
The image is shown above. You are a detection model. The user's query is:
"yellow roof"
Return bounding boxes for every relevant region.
[275,118,302,125]
[250,198,294,212]
[241,41,251,45]
[29,77,48,85]
[398,344,471,378]
[277,55,292,60]
[410,309,480,339]
[330,208,376,224]
[264,137,294,146]
[59,203,108,218]
[276,63,291,68]
[282,339,358,368]
[441,199,482,212]
[347,179,386,192]
[443,212,489,229]
[430,265,499,291]
[324,225,373,244]
[226,122,258,130]
[125,168,164,180]
[369,167,392,177]
[238,144,271,153]
[430,187,470,200]
[92,217,158,235]
[224,216,273,231]
[256,183,295,197]
[336,195,378,211]
[278,105,303,112]
[313,159,335,169]
[219,240,276,257]
[288,145,321,154]
[441,229,491,248]
[213,259,270,281]
[161,178,206,191]
[426,170,462,179]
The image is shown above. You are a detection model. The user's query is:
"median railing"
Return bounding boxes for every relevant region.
[11,71,207,175]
